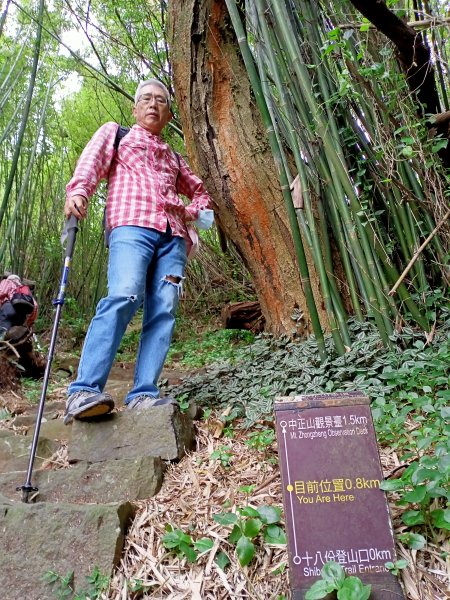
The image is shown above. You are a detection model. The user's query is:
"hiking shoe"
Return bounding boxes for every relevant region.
[4,325,30,346]
[11,292,35,314]
[126,395,178,411]
[64,390,115,425]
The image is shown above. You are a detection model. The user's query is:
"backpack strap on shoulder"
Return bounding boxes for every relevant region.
[104,125,130,248]
[113,125,130,151]
[174,151,181,188]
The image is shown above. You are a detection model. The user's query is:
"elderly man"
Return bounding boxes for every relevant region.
[63,79,213,424]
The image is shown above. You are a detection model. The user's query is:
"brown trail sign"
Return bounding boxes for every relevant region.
[274,392,405,599]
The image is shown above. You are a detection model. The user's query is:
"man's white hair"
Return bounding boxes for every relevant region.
[135,79,171,106]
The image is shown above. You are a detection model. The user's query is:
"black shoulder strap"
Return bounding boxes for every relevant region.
[113,125,130,151]
[175,151,181,188]
[112,128,182,187]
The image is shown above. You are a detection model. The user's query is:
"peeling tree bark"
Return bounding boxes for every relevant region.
[167,0,328,335]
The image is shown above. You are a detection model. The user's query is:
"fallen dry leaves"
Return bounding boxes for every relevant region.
[108,418,449,600]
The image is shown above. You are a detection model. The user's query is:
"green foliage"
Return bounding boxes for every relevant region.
[21,377,46,404]
[116,325,141,361]
[127,578,150,594]
[171,314,450,427]
[244,426,275,452]
[177,392,190,413]
[43,570,74,600]
[376,331,450,540]
[397,532,426,550]
[213,504,286,567]
[223,422,235,438]
[167,328,255,369]
[112,317,255,368]
[162,524,213,563]
[162,526,197,563]
[380,447,449,533]
[305,562,371,600]
[60,297,89,348]
[238,484,256,497]
[384,559,408,577]
[210,445,233,468]
[0,407,11,421]
[77,566,110,599]
[215,550,231,570]
[43,566,109,600]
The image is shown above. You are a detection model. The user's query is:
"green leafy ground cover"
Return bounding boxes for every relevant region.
[170,315,450,428]
[166,328,255,368]
[168,310,450,577]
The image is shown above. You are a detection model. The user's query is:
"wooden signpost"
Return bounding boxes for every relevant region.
[274,391,405,599]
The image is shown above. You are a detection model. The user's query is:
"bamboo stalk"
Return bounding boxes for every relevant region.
[0,69,54,263]
[0,0,45,229]
[254,0,346,354]
[269,0,393,345]
[389,208,450,296]
[0,0,11,38]
[261,2,365,327]
[225,0,327,359]
[0,29,30,95]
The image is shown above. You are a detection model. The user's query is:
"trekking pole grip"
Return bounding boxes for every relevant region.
[54,215,79,306]
[65,214,79,259]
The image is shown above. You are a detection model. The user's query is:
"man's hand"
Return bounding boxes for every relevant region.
[64,195,88,219]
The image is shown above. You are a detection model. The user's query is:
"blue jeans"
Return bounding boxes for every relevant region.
[68,225,187,403]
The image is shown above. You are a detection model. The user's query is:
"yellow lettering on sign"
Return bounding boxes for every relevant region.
[332,493,355,502]
[315,495,331,503]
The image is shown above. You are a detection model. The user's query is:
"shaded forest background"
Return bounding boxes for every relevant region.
[0,0,449,353]
[0,0,255,333]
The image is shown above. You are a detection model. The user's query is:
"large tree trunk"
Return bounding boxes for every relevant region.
[167,0,327,335]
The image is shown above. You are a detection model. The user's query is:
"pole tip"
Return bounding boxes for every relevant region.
[16,484,38,503]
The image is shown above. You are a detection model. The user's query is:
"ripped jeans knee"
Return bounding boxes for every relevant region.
[162,274,185,298]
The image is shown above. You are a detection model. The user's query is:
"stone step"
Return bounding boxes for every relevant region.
[0,399,197,600]
[0,432,60,473]
[0,497,135,600]
[0,454,163,504]
[69,402,195,463]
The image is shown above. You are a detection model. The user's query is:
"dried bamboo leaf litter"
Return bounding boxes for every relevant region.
[108,419,449,600]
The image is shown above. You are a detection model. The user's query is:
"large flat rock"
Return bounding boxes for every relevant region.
[69,403,195,463]
[0,499,135,600]
[0,454,163,503]
[12,401,66,426]
[0,431,60,473]
[28,417,71,442]
[37,456,164,503]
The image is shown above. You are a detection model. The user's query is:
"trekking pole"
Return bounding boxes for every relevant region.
[18,214,79,503]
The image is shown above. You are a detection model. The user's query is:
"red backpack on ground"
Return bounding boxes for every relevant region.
[0,275,38,328]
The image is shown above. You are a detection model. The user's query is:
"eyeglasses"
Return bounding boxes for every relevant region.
[137,93,168,106]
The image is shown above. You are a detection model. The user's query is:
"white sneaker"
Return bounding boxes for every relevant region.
[126,395,177,410]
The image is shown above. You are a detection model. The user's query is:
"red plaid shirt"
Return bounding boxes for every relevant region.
[66,122,211,250]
